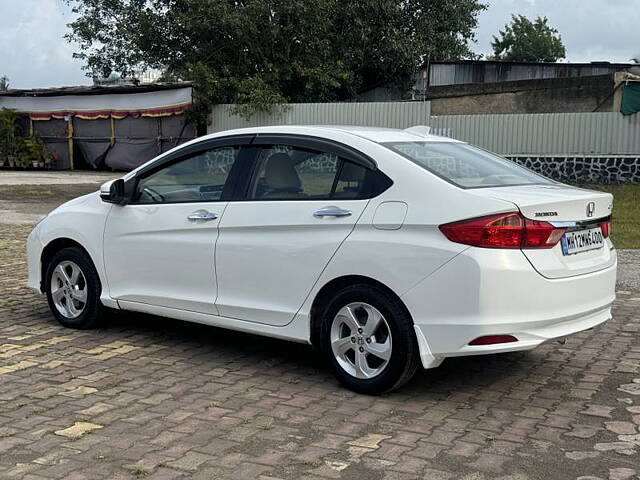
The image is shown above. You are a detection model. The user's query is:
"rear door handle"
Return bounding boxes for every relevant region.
[313,208,352,218]
[187,209,218,221]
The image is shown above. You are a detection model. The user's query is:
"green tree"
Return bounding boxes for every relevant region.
[65,0,486,121]
[491,15,566,62]
[0,76,9,91]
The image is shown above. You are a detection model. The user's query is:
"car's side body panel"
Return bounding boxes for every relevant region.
[295,145,524,300]
[26,192,118,309]
[117,299,310,343]
[215,199,369,325]
[103,201,226,314]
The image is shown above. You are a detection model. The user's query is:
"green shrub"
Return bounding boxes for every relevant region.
[0,108,52,168]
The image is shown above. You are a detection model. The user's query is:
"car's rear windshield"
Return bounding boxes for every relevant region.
[383,141,553,188]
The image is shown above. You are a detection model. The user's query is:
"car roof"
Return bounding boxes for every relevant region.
[124,125,463,179]
[200,125,463,145]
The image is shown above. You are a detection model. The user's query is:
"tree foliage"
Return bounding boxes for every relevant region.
[491,14,566,62]
[65,0,486,121]
[0,76,9,91]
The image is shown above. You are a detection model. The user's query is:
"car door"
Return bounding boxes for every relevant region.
[215,137,390,326]
[103,140,250,315]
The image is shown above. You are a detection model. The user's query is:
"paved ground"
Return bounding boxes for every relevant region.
[617,250,640,293]
[1,175,639,480]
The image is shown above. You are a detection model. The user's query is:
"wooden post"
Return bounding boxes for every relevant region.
[66,115,74,170]
[613,72,625,113]
[110,117,115,146]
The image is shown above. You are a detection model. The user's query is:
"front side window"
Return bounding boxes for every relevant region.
[384,141,552,189]
[248,145,368,200]
[133,146,240,203]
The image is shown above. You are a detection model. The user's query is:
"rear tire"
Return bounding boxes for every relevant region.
[318,283,420,395]
[45,247,105,329]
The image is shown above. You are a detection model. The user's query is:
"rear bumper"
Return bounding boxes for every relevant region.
[401,247,616,368]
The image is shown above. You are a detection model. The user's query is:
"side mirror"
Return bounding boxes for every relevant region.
[100,179,128,205]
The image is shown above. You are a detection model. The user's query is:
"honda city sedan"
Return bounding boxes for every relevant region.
[26,125,617,394]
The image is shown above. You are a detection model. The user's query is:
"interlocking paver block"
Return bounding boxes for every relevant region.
[165,451,213,471]
[59,386,98,398]
[54,422,104,439]
[347,433,391,449]
[0,360,38,374]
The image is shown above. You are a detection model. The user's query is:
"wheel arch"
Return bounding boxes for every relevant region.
[309,274,414,348]
[40,238,100,292]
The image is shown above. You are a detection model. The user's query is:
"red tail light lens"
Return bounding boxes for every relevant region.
[522,219,566,248]
[439,212,566,249]
[439,213,524,248]
[469,335,518,346]
[600,219,611,238]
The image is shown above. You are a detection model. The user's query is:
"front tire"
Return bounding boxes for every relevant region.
[318,284,420,395]
[45,247,104,329]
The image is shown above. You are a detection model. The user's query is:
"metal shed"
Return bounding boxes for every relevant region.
[426,60,633,87]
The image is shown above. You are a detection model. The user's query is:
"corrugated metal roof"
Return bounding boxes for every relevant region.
[427,61,632,87]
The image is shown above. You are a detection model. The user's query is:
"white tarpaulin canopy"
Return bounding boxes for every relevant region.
[0,85,192,120]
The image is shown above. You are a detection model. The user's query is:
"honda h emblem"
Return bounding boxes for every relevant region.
[586,202,595,218]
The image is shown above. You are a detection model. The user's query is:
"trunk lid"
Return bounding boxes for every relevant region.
[471,184,615,278]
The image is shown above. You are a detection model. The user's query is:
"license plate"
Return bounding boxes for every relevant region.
[561,227,604,255]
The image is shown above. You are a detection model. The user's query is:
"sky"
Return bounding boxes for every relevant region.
[474,0,640,62]
[1,0,639,89]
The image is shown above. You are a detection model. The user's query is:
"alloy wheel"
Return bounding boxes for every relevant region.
[330,302,392,379]
[50,260,87,319]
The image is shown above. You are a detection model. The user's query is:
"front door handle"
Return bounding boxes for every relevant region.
[313,207,352,218]
[187,209,218,221]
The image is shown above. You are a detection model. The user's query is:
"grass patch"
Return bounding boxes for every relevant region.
[580,184,640,249]
[130,468,149,477]
[25,408,47,418]
[19,189,53,196]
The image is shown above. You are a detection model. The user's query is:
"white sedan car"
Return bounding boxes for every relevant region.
[26,125,616,394]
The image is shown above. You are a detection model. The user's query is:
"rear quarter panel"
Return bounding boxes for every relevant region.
[297,143,524,316]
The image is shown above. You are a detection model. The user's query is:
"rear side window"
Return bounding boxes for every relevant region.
[248,145,372,200]
[384,141,552,189]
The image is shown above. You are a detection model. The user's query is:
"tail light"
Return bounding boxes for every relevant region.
[439,212,566,249]
[522,218,567,248]
[599,219,611,238]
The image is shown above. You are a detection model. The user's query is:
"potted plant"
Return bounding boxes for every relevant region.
[45,152,57,169]
[23,135,48,169]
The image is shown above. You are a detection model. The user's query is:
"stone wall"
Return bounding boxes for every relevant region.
[509,155,640,184]
[428,75,614,115]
